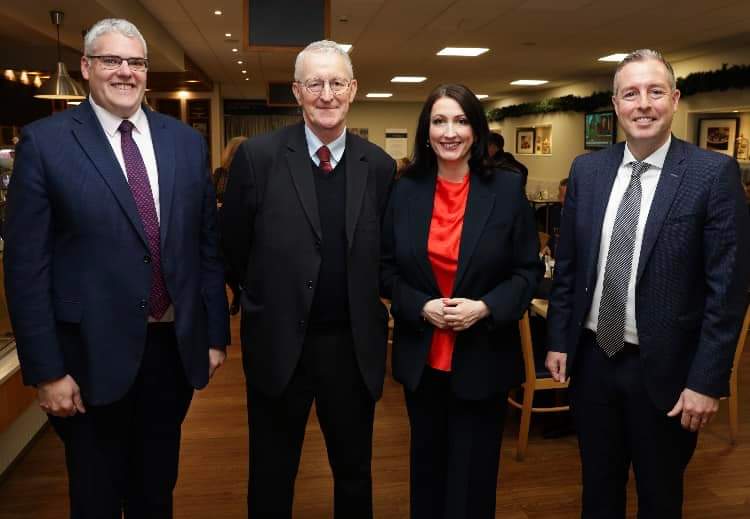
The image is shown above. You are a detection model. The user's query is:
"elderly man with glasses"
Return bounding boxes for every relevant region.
[221,40,396,518]
[4,18,229,519]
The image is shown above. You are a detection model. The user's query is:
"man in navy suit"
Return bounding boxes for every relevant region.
[546,49,750,518]
[4,18,229,518]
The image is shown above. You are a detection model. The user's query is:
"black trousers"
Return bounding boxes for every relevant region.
[404,366,508,519]
[49,323,194,519]
[571,331,698,519]
[245,325,376,519]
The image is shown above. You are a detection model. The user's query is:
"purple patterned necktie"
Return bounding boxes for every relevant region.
[119,120,171,319]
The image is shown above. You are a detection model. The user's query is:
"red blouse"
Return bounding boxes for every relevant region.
[426,174,470,371]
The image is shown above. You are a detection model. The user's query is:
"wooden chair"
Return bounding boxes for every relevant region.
[727,302,750,444]
[507,310,569,461]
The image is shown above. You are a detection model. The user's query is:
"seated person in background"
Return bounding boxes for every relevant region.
[488,131,529,187]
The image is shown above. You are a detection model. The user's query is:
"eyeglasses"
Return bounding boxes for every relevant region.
[297,78,351,96]
[87,55,149,72]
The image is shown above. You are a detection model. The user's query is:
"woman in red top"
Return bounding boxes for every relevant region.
[381,84,542,519]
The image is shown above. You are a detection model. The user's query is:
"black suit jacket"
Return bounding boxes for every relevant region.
[4,101,230,405]
[380,169,542,400]
[548,138,750,410]
[220,122,395,399]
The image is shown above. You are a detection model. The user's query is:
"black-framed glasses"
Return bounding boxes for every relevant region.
[87,55,149,72]
[298,78,351,96]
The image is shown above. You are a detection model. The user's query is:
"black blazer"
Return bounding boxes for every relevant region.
[4,101,230,405]
[548,138,750,410]
[220,122,395,399]
[380,169,542,400]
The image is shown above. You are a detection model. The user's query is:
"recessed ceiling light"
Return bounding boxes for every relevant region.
[232,48,238,53]
[476,94,489,99]
[242,70,247,74]
[225,33,232,38]
[185,80,200,84]
[244,77,249,81]
[237,60,243,65]
[338,44,352,53]
[391,76,427,83]
[177,90,189,99]
[598,53,629,62]
[510,79,548,86]
[214,10,222,15]
[437,47,489,57]
[366,93,393,98]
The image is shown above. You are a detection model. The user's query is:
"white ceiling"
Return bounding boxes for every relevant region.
[1,0,749,102]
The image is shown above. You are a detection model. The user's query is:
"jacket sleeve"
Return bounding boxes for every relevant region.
[546,157,581,353]
[686,158,750,397]
[3,127,67,386]
[198,136,230,348]
[480,176,543,325]
[379,182,432,329]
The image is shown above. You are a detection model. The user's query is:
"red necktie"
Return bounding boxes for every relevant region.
[316,145,333,173]
[119,120,171,319]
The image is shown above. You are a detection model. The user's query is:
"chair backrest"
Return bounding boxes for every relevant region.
[730,302,750,389]
[518,311,538,383]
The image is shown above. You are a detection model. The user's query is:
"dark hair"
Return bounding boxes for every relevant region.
[403,83,492,178]
[488,131,504,150]
[559,177,569,187]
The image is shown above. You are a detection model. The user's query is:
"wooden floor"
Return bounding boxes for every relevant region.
[1,314,749,518]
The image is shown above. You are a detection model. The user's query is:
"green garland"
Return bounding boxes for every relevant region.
[486,64,750,122]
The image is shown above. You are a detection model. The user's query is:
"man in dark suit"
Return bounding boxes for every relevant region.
[546,49,750,518]
[220,40,395,518]
[488,131,529,187]
[4,19,229,518]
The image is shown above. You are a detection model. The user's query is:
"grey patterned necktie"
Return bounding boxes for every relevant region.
[596,160,650,357]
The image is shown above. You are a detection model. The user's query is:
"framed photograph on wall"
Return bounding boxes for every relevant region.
[584,111,616,149]
[516,128,535,155]
[697,118,739,157]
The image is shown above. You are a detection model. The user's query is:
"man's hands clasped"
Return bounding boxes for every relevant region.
[422,298,490,332]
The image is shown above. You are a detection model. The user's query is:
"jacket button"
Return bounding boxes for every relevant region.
[139,300,147,309]
[306,280,313,289]
[143,255,151,264]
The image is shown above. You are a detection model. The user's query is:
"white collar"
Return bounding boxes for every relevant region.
[304,125,347,163]
[89,95,147,138]
[622,135,671,170]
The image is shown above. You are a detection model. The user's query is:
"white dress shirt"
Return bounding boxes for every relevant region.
[89,96,174,322]
[584,136,671,344]
[304,125,347,168]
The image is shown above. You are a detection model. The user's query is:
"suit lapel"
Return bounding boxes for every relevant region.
[345,133,368,251]
[585,143,624,289]
[636,138,686,282]
[453,174,494,292]
[70,101,148,248]
[146,108,176,244]
[285,123,322,240]
[408,175,440,294]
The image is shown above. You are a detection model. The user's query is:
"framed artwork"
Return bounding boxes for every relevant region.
[584,111,616,149]
[697,118,739,157]
[516,128,535,155]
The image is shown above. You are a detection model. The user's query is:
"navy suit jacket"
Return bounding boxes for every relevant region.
[381,169,542,400]
[4,100,230,406]
[548,137,750,410]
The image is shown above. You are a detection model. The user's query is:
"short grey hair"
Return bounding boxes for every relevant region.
[294,40,353,81]
[613,49,675,94]
[84,18,148,58]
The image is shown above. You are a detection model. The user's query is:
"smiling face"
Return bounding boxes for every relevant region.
[429,96,474,170]
[292,51,357,144]
[81,31,147,119]
[612,58,680,159]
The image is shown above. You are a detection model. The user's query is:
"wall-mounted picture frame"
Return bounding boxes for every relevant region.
[697,117,739,157]
[584,111,616,149]
[516,128,535,155]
